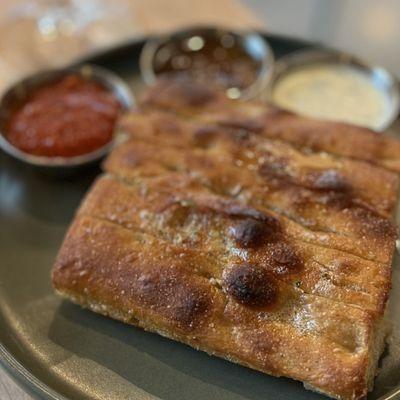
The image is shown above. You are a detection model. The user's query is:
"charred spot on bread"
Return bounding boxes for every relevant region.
[192,126,218,148]
[304,169,350,192]
[270,242,303,274]
[217,201,277,224]
[222,264,277,308]
[229,217,280,248]
[259,163,351,194]
[258,158,290,183]
[217,118,264,134]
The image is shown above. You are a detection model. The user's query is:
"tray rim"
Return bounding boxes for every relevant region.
[1,31,399,400]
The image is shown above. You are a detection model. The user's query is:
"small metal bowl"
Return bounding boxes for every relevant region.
[266,49,400,131]
[0,64,134,170]
[140,26,274,100]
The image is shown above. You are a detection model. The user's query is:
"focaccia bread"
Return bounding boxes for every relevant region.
[52,79,398,400]
[113,113,397,264]
[141,79,400,173]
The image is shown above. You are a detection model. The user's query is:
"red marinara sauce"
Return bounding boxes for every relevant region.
[5,74,122,157]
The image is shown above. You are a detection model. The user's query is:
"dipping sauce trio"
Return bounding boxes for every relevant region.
[1,29,398,167]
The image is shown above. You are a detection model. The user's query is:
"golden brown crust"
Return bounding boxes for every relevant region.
[77,175,390,315]
[104,137,397,264]
[120,110,399,218]
[53,214,377,399]
[52,79,398,400]
[140,79,400,173]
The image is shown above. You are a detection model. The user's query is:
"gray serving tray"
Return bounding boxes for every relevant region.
[0,34,399,400]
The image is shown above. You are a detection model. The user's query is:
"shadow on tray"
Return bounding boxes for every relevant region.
[48,301,325,400]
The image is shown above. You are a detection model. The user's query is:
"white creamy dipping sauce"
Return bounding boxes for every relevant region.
[271,64,391,130]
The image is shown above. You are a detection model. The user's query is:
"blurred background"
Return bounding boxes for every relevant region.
[245,0,399,78]
[0,0,399,95]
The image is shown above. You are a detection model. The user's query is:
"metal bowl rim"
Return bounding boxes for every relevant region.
[266,48,400,131]
[0,64,134,168]
[139,25,275,100]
